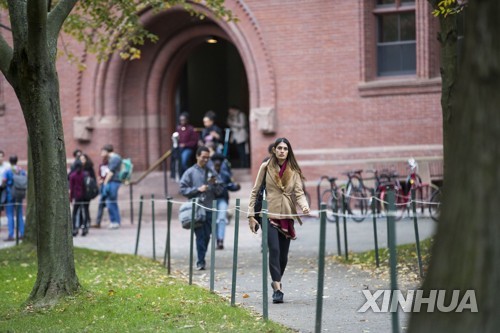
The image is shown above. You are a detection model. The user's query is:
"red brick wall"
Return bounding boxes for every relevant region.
[0,1,443,188]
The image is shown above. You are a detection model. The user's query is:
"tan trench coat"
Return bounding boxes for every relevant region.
[248,159,309,225]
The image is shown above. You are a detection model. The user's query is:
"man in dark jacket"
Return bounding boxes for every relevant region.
[179,146,223,270]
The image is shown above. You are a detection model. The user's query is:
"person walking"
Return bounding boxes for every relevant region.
[211,153,240,250]
[69,159,89,236]
[100,144,122,229]
[0,150,11,223]
[247,138,310,303]
[179,146,223,270]
[226,106,249,168]
[2,156,27,241]
[199,111,223,152]
[93,155,109,228]
[176,112,199,178]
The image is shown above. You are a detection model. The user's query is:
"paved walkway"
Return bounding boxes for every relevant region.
[66,206,436,333]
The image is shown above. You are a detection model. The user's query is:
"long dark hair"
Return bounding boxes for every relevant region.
[269,137,305,180]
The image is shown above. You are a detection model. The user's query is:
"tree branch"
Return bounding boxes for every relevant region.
[0,34,13,81]
[27,0,48,60]
[7,0,28,49]
[47,0,78,40]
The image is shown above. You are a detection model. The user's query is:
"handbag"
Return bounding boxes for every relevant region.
[254,171,267,224]
[179,199,206,229]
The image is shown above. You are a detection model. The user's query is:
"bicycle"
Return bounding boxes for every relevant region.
[318,176,340,222]
[380,159,439,221]
[342,170,369,222]
[428,186,442,222]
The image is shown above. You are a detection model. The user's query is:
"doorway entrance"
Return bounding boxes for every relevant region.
[175,39,250,168]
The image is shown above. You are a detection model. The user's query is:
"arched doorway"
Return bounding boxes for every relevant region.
[174,39,249,168]
[91,1,276,171]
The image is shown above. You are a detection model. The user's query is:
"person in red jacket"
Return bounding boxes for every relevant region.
[69,159,89,236]
[176,112,199,177]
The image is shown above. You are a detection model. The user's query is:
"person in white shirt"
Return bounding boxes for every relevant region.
[0,150,11,219]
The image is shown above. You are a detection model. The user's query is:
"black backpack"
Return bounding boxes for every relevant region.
[83,175,99,201]
[11,171,28,202]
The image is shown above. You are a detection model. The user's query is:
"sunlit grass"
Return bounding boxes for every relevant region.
[0,244,292,332]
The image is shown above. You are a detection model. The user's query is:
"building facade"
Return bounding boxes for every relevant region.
[0,0,442,189]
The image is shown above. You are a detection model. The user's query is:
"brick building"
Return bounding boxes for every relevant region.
[0,1,442,191]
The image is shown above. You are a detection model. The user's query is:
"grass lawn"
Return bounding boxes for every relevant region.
[333,238,434,287]
[0,244,292,332]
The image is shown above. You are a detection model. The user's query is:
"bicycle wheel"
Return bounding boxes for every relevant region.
[321,189,338,222]
[346,188,367,222]
[380,189,405,221]
[429,188,441,222]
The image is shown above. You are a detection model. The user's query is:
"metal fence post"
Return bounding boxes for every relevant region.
[387,189,400,333]
[371,189,380,267]
[151,194,156,261]
[210,200,217,293]
[262,199,269,321]
[342,190,349,261]
[134,195,144,256]
[315,203,327,333]
[231,199,241,307]
[129,184,134,225]
[163,197,172,274]
[189,198,195,285]
[411,189,423,277]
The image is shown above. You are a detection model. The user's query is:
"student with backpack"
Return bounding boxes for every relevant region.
[69,159,91,236]
[2,155,27,241]
[100,144,123,229]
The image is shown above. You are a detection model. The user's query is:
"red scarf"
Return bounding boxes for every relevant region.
[278,160,287,178]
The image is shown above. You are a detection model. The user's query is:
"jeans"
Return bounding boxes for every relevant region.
[194,211,212,267]
[96,186,107,225]
[216,198,228,241]
[72,201,90,232]
[6,200,24,239]
[106,181,121,224]
[180,148,194,178]
[268,223,291,282]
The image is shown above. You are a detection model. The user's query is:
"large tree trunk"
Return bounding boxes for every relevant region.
[23,139,37,245]
[10,55,79,307]
[409,1,500,331]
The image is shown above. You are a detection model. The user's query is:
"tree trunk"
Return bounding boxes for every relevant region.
[409,1,500,331]
[435,7,459,177]
[23,139,37,245]
[10,57,79,307]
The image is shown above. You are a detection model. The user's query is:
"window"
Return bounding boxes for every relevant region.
[375,0,416,76]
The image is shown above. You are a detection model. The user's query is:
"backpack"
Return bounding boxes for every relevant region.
[83,175,99,201]
[119,158,133,183]
[11,171,28,202]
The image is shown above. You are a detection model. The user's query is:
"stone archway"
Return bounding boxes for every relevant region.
[90,1,276,170]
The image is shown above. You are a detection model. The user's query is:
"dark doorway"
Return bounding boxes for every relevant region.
[175,39,250,168]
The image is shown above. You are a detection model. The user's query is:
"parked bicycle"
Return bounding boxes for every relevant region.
[318,176,340,222]
[380,158,440,221]
[342,170,369,222]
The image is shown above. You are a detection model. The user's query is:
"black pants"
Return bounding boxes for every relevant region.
[72,202,90,232]
[268,224,291,282]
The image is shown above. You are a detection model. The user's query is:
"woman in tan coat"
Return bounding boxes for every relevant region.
[248,137,310,303]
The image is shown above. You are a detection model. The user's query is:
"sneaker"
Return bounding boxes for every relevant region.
[90,224,101,229]
[196,263,206,271]
[272,290,284,304]
[108,223,120,229]
[82,228,88,236]
[217,240,224,250]
[3,237,15,242]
